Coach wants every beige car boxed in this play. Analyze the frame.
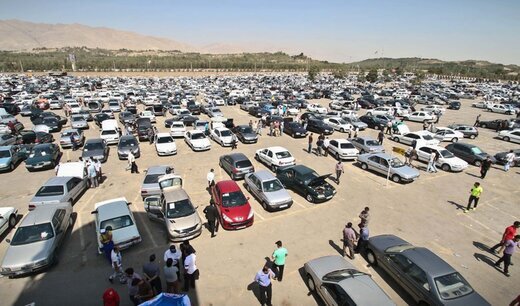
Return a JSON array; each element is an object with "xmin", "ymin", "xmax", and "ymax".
[{"xmin": 144, "ymin": 174, "xmax": 202, "ymax": 242}]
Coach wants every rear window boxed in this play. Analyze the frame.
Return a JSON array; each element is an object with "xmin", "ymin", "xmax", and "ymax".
[
  {"xmin": 235, "ymin": 160, "xmax": 252, "ymax": 168},
  {"xmin": 157, "ymin": 136, "xmax": 174, "ymax": 144},
  {"xmin": 435, "ymin": 273, "xmax": 474, "ymax": 300},
  {"xmin": 36, "ymin": 185, "xmax": 64, "ymax": 196},
  {"xmin": 100, "ymin": 215, "xmax": 134, "ymax": 231},
  {"xmin": 101, "ymin": 130, "xmax": 117, "ymax": 135},
  {"xmin": 144, "ymin": 174, "xmax": 162, "ymax": 184},
  {"xmin": 340, "ymin": 143, "xmax": 355, "ymax": 149},
  {"xmin": 275, "ymin": 151, "xmax": 292, "ymax": 159}
]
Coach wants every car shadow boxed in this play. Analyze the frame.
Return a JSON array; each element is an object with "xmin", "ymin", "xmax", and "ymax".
[
  {"xmin": 0, "ymin": 213, "xmax": 24, "ymax": 243},
  {"xmin": 447, "ymin": 200, "xmax": 466, "ymax": 211},
  {"xmin": 365, "ymin": 263, "xmax": 418, "ymax": 305},
  {"xmin": 328, "ymin": 239, "xmax": 343, "ymax": 256},
  {"xmin": 297, "ymin": 267, "xmax": 326, "ymax": 305},
  {"xmin": 473, "ymin": 252, "xmax": 498, "ymax": 269}
]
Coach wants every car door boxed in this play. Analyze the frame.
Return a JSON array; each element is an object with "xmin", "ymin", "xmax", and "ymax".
[
  {"xmin": 67, "ymin": 177, "xmax": 84, "ymax": 201},
  {"xmin": 402, "ymin": 262, "xmax": 434, "ymax": 304},
  {"xmin": 511, "ymin": 131, "xmax": 520, "ymax": 143},
  {"xmin": 329, "ymin": 140, "xmax": 338, "ymax": 155},
  {"xmin": 319, "ymin": 283, "xmax": 354, "ymax": 306},
  {"xmin": 144, "ymin": 196, "xmax": 165, "ymax": 222},
  {"xmin": 383, "ymin": 253, "xmax": 417, "ymax": 295},
  {"xmin": 266, "ymin": 149, "xmax": 275, "ymax": 166},
  {"xmin": 402, "ymin": 133, "xmax": 417, "ymax": 145},
  {"xmin": 366, "ymin": 156, "xmax": 381, "ymax": 172},
  {"xmin": 52, "ymin": 209, "xmax": 66, "ymax": 246},
  {"xmin": 223, "ymin": 156, "xmax": 233, "ymax": 174},
  {"xmin": 279, "ymin": 169, "xmax": 295, "ymax": 190},
  {"xmin": 417, "ymin": 147, "xmax": 431, "ymax": 162},
  {"xmin": 248, "ymin": 175, "xmax": 262, "ymax": 201}
]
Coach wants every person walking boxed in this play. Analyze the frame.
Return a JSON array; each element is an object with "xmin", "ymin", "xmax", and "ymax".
[
  {"xmin": 323, "ymin": 137, "xmax": 329, "ymax": 156},
  {"xmin": 142, "ymin": 254, "xmax": 162, "ymax": 295},
  {"xmin": 435, "ymin": 112, "xmax": 442, "ymax": 124},
  {"xmin": 307, "ymin": 133, "xmax": 313, "ymax": 153},
  {"xmin": 385, "ymin": 121, "xmax": 392, "ymax": 135},
  {"xmin": 95, "ymin": 158, "xmax": 102, "ymax": 183},
  {"xmin": 409, "ymin": 147, "xmax": 417, "ymax": 168},
  {"xmin": 256, "ymin": 120, "xmax": 263, "ymax": 135},
  {"xmin": 316, "ymin": 138, "xmax": 324, "ymax": 156},
  {"xmin": 280, "ymin": 120, "xmax": 284, "ymax": 136},
  {"xmin": 207, "ymin": 168, "xmax": 215, "ymax": 188},
  {"xmin": 377, "ymin": 130, "xmax": 384, "ymax": 145},
  {"xmin": 254, "ymin": 265, "xmax": 275, "ymax": 306},
  {"xmin": 183, "ymin": 246, "xmax": 198, "ymax": 292},
  {"xmin": 355, "ymin": 223, "xmax": 369, "ymax": 256},
  {"xmin": 490, "ymin": 221, "xmax": 520, "ymax": 254},
  {"xmin": 87, "ymin": 160, "xmax": 98, "ymax": 188},
  {"xmin": 404, "ymin": 147, "xmax": 412, "ymax": 165},
  {"xmin": 494, "ymin": 235, "xmax": 520, "ymax": 277},
  {"xmin": 128, "ymin": 151, "xmax": 139, "ymax": 174},
  {"xmin": 343, "ymin": 222, "xmax": 357, "ymax": 259},
  {"xmin": 465, "ymin": 182, "xmax": 483, "ymax": 212},
  {"xmin": 353, "ymin": 126, "xmax": 359, "ymax": 138},
  {"xmin": 427, "ymin": 151, "xmax": 438, "ymax": 173},
  {"xmin": 359, "ymin": 207, "xmax": 370, "ymax": 226},
  {"xmin": 505, "ymin": 150, "xmax": 515, "ymax": 172},
  {"xmin": 480, "ymin": 157, "xmax": 492, "ymax": 179},
  {"xmin": 231, "ymin": 136, "xmax": 238, "ymax": 150},
  {"xmin": 108, "ymin": 247, "xmax": 125, "ymax": 284},
  {"xmin": 474, "ymin": 114, "xmax": 481, "ymax": 127},
  {"xmin": 164, "ymin": 245, "xmax": 182, "ymax": 279},
  {"xmin": 203, "ymin": 199, "xmax": 220, "ymax": 237},
  {"xmin": 272, "ymin": 241, "xmax": 288, "ymax": 282},
  {"xmin": 249, "ymin": 120, "xmax": 253, "ymax": 128},
  {"xmin": 100, "ymin": 226, "xmax": 114, "ymax": 264},
  {"xmin": 335, "ymin": 161, "xmax": 344, "ymax": 184},
  {"xmin": 269, "ymin": 121, "xmax": 274, "ymax": 136},
  {"xmin": 163, "ymin": 258, "xmax": 179, "ymax": 294},
  {"xmin": 125, "ymin": 268, "xmax": 142, "ymax": 306}
]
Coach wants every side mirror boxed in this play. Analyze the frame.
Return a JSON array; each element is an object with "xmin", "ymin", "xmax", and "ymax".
[
  {"xmin": 127, "ymin": 202, "xmax": 132, "ymax": 205},
  {"xmin": 91, "ymin": 210, "xmax": 98, "ymax": 214},
  {"xmin": 5, "ymin": 239, "xmax": 10, "ymax": 244}
]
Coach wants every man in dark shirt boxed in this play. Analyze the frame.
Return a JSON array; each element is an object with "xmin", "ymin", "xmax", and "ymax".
[
  {"xmin": 142, "ymin": 254, "xmax": 161, "ymax": 295},
  {"xmin": 203, "ymin": 199, "xmax": 219, "ymax": 237},
  {"xmin": 133, "ymin": 278, "xmax": 153, "ymax": 303},
  {"xmin": 480, "ymin": 157, "xmax": 492, "ymax": 179}
]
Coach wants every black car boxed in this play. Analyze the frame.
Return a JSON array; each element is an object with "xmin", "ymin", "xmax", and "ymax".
[
  {"xmin": 300, "ymin": 112, "xmax": 323, "ymax": 122},
  {"xmin": 276, "ymin": 165, "xmax": 336, "ymax": 203},
  {"xmin": 448, "ymin": 101, "xmax": 461, "ymax": 110},
  {"xmin": 0, "ymin": 103, "xmax": 20, "ymax": 115},
  {"xmin": 232, "ymin": 125, "xmax": 258, "ymax": 143},
  {"xmin": 284, "ymin": 121, "xmax": 308, "ymax": 138},
  {"xmin": 306, "ymin": 119, "xmax": 334, "ymax": 135},
  {"xmin": 94, "ymin": 113, "xmax": 111, "ymax": 128},
  {"xmin": 187, "ymin": 102, "xmax": 201, "ymax": 115},
  {"xmin": 445, "ymin": 142, "xmax": 496, "ymax": 167},
  {"xmin": 125, "ymin": 105, "xmax": 137, "ymax": 115},
  {"xmin": 494, "ymin": 149, "xmax": 520, "ymax": 167},
  {"xmin": 149, "ymin": 104, "xmax": 166, "ymax": 116},
  {"xmin": 248, "ymin": 106, "xmax": 263, "ymax": 118},
  {"xmin": 38, "ymin": 117, "xmax": 62, "ymax": 133},
  {"xmin": 359, "ymin": 115, "xmax": 386, "ymax": 130},
  {"xmin": 173, "ymin": 114, "xmax": 199, "ymax": 126},
  {"xmin": 24, "ymin": 143, "xmax": 61, "ymax": 171},
  {"xmin": 119, "ymin": 111, "xmax": 136, "ymax": 125},
  {"xmin": 265, "ymin": 115, "xmax": 284, "ymax": 126},
  {"xmin": 357, "ymin": 99, "xmax": 375, "ymax": 109},
  {"xmin": 136, "ymin": 118, "xmax": 152, "ymax": 141},
  {"xmin": 477, "ymin": 119, "xmax": 509, "ymax": 130}
]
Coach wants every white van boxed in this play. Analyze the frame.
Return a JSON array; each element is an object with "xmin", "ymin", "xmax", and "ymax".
[
  {"xmin": 100, "ymin": 120, "xmax": 120, "ymax": 145},
  {"xmin": 57, "ymin": 161, "xmax": 87, "ymax": 180}
]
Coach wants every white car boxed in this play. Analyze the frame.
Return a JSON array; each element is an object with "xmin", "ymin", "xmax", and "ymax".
[
  {"xmin": 472, "ymin": 101, "xmax": 491, "ymax": 109},
  {"xmin": 416, "ymin": 145, "xmax": 468, "ymax": 172},
  {"xmin": 207, "ymin": 107, "xmax": 224, "ymax": 118},
  {"xmin": 420, "ymin": 105, "xmax": 446, "ymax": 114},
  {"xmin": 155, "ymin": 133, "xmax": 177, "ymax": 156},
  {"xmin": 323, "ymin": 117, "xmax": 353, "ymax": 133},
  {"xmin": 286, "ymin": 105, "xmax": 299, "ymax": 116},
  {"xmin": 255, "ymin": 146, "xmax": 295, "ymax": 171},
  {"xmin": 366, "ymin": 107, "xmax": 393, "ymax": 117},
  {"xmin": 497, "ymin": 129, "xmax": 520, "ymax": 144},
  {"xmin": 329, "ymin": 100, "xmax": 344, "ymax": 111},
  {"xmin": 0, "ymin": 207, "xmax": 18, "ymax": 235},
  {"xmin": 392, "ymin": 131, "xmax": 440, "ymax": 146},
  {"xmin": 92, "ymin": 197, "xmax": 142, "ymax": 254},
  {"xmin": 49, "ymin": 99, "xmax": 62, "ymax": 109},
  {"xmin": 487, "ymin": 104, "xmax": 516, "ymax": 115},
  {"xmin": 433, "ymin": 127, "xmax": 464, "ymax": 142},
  {"xmin": 184, "ymin": 130, "xmax": 211, "ymax": 151},
  {"xmin": 139, "ymin": 110, "xmax": 156, "ymax": 123},
  {"xmin": 169, "ymin": 121, "xmax": 186, "ymax": 137},
  {"xmin": 327, "ymin": 139, "xmax": 359, "ymax": 160},
  {"xmin": 210, "ymin": 127, "xmax": 235, "ymax": 147},
  {"xmin": 214, "ymin": 98, "xmax": 225, "ymax": 106},
  {"xmin": 143, "ymin": 97, "xmax": 157, "ymax": 106},
  {"xmin": 403, "ymin": 111, "xmax": 436, "ymax": 123},
  {"xmin": 67, "ymin": 102, "xmax": 82, "ymax": 114},
  {"xmin": 307, "ymin": 103, "xmax": 327, "ymax": 114},
  {"xmin": 70, "ymin": 114, "xmax": 88, "ymax": 129}
]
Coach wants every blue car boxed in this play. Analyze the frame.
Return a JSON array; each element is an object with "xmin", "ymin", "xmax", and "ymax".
[{"xmin": 0, "ymin": 145, "xmax": 25, "ymax": 172}]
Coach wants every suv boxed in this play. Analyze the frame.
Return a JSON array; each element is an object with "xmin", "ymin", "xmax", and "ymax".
[
  {"xmin": 144, "ymin": 174, "xmax": 202, "ymax": 242},
  {"xmin": 445, "ymin": 142, "xmax": 496, "ymax": 167}
]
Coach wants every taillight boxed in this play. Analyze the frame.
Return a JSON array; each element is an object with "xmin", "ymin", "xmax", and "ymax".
[
  {"xmin": 233, "ymin": 168, "xmax": 238, "ymax": 173},
  {"xmin": 28, "ymin": 205, "xmax": 35, "ymax": 211}
]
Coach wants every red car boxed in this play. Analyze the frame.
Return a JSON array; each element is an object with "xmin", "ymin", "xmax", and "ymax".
[{"xmin": 211, "ymin": 180, "xmax": 254, "ymax": 230}]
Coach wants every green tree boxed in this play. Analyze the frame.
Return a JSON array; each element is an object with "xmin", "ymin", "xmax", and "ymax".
[
  {"xmin": 332, "ymin": 68, "xmax": 346, "ymax": 79},
  {"xmin": 357, "ymin": 69, "xmax": 366, "ymax": 82},
  {"xmin": 308, "ymin": 65, "xmax": 321, "ymax": 81},
  {"xmin": 366, "ymin": 69, "xmax": 378, "ymax": 83},
  {"xmin": 395, "ymin": 66, "xmax": 403, "ymax": 76}
]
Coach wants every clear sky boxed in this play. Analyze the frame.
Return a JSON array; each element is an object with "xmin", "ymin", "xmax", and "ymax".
[{"xmin": 0, "ymin": 0, "xmax": 519, "ymax": 64}]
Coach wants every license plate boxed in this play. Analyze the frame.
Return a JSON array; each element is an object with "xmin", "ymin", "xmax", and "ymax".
[
  {"xmin": 326, "ymin": 196, "xmax": 333, "ymax": 199},
  {"xmin": 236, "ymin": 225, "xmax": 246, "ymax": 229},
  {"xmin": 279, "ymin": 204, "xmax": 288, "ymax": 208}
]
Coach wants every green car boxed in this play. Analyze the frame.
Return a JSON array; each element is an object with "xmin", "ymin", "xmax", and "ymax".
[
  {"xmin": 276, "ymin": 165, "xmax": 336, "ymax": 203},
  {"xmin": 25, "ymin": 143, "xmax": 61, "ymax": 172}
]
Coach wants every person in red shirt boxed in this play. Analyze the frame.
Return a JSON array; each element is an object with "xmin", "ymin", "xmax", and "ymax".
[
  {"xmin": 491, "ymin": 221, "xmax": 520, "ymax": 254},
  {"xmin": 102, "ymin": 287, "xmax": 120, "ymax": 306}
]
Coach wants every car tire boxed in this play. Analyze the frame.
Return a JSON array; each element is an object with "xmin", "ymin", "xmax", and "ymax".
[
  {"xmin": 504, "ymin": 137, "xmax": 510, "ymax": 142},
  {"xmin": 262, "ymin": 201, "xmax": 269, "ymax": 212},
  {"xmin": 441, "ymin": 164, "xmax": 450, "ymax": 172},
  {"xmin": 451, "ymin": 137, "xmax": 458, "ymax": 143},
  {"xmin": 360, "ymin": 163, "xmax": 368, "ymax": 170},
  {"xmin": 393, "ymin": 136, "xmax": 400, "ymax": 142},
  {"xmin": 366, "ymin": 249, "xmax": 378, "ymax": 266},
  {"xmin": 306, "ymin": 274, "xmax": 316, "ymax": 292},
  {"xmin": 292, "ymin": 132, "xmax": 295, "ymax": 138},
  {"xmin": 8, "ymin": 214, "xmax": 16, "ymax": 228},
  {"xmin": 306, "ymin": 194, "xmax": 314, "ymax": 203},
  {"xmin": 271, "ymin": 164, "xmax": 277, "ymax": 172},
  {"xmin": 335, "ymin": 152, "xmax": 340, "ymax": 160},
  {"xmin": 340, "ymin": 128, "xmax": 345, "ymax": 133},
  {"xmin": 8, "ymin": 163, "xmax": 14, "ymax": 172},
  {"xmin": 254, "ymin": 154, "xmax": 259, "ymax": 161},
  {"xmin": 392, "ymin": 174, "xmax": 401, "ymax": 183},
  {"xmin": 469, "ymin": 134, "xmax": 476, "ymax": 139},
  {"xmin": 474, "ymin": 160, "xmax": 482, "ymax": 167}
]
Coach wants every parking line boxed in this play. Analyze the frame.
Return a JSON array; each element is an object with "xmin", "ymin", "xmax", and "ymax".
[
  {"xmin": 253, "ymin": 209, "xmax": 265, "ymax": 220},
  {"xmin": 75, "ymin": 213, "xmax": 88, "ymax": 263},
  {"xmin": 80, "ymin": 187, "xmax": 102, "ymax": 212},
  {"xmin": 293, "ymin": 200, "xmax": 306, "ymax": 209},
  {"xmin": 135, "ymin": 211, "xmax": 159, "ymax": 248}
]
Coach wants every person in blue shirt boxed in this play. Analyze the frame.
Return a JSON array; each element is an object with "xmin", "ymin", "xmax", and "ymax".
[{"xmin": 254, "ymin": 265, "xmax": 275, "ymax": 306}]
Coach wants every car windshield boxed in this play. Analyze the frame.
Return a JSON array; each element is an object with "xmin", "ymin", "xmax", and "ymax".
[
  {"xmin": 120, "ymin": 138, "xmax": 137, "ymax": 147},
  {"xmin": 30, "ymin": 147, "xmax": 53, "ymax": 157},
  {"xmin": 422, "ymin": 134, "xmax": 434, "ymax": 140},
  {"xmin": 0, "ymin": 149, "xmax": 11, "ymax": 158},
  {"xmin": 366, "ymin": 140, "xmax": 380, "ymax": 146},
  {"xmin": 435, "ymin": 273, "xmax": 474, "ymax": 300},
  {"xmin": 100, "ymin": 215, "xmax": 134, "ymax": 231},
  {"xmin": 166, "ymin": 199, "xmax": 195, "ymax": 218},
  {"xmin": 157, "ymin": 136, "xmax": 174, "ymax": 144},
  {"xmin": 262, "ymin": 179, "xmax": 283, "ymax": 192},
  {"xmin": 219, "ymin": 130, "xmax": 232, "ymax": 137},
  {"xmin": 222, "ymin": 191, "xmax": 247, "ymax": 207},
  {"xmin": 42, "ymin": 118, "xmax": 57, "ymax": 124},
  {"xmin": 35, "ymin": 185, "xmax": 64, "ymax": 196},
  {"xmin": 11, "ymin": 223, "xmax": 54, "ymax": 246},
  {"xmin": 390, "ymin": 157, "xmax": 405, "ymax": 168},
  {"xmin": 340, "ymin": 143, "xmax": 355, "ymax": 149},
  {"xmin": 71, "ymin": 116, "xmax": 83, "ymax": 122},
  {"xmin": 101, "ymin": 130, "xmax": 117, "ymax": 135},
  {"xmin": 192, "ymin": 133, "xmax": 206, "ymax": 140},
  {"xmin": 470, "ymin": 147, "xmax": 483, "ymax": 155},
  {"xmin": 144, "ymin": 174, "xmax": 162, "ymax": 184},
  {"xmin": 275, "ymin": 151, "xmax": 292, "ymax": 159},
  {"xmin": 84, "ymin": 142, "xmax": 104, "ymax": 151},
  {"xmin": 323, "ymin": 269, "xmax": 368, "ymax": 281},
  {"xmin": 240, "ymin": 126, "xmax": 254, "ymax": 133},
  {"xmin": 440, "ymin": 149, "xmax": 455, "ymax": 158}
]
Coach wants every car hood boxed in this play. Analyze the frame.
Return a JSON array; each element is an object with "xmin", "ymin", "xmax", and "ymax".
[
  {"xmin": 118, "ymin": 145, "xmax": 139, "ymax": 152},
  {"xmin": 2, "ymin": 239, "xmax": 54, "ymax": 269},
  {"xmin": 156, "ymin": 143, "xmax": 176, "ymax": 150},
  {"xmin": 82, "ymin": 148, "xmax": 105, "ymax": 158},
  {"xmin": 291, "ymin": 127, "xmax": 307, "ymax": 133},
  {"xmin": 264, "ymin": 189, "xmax": 292, "ymax": 203},
  {"xmin": 167, "ymin": 212, "xmax": 201, "ymax": 232},
  {"xmin": 242, "ymin": 132, "xmax": 258, "ymax": 139},
  {"xmin": 308, "ymin": 174, "xmax": 332, "ymax": 186},
  {"xmin": 393, "ymin": 165, "xmax": 421, "ymax": 178},
  {"xmin": 221, "ymin": 203, "xmax": 251, "ymax": 221},
  {"xmin": 0, "ymin": 157, "xmax": 12, "ymax": 165},
  {"xmin": 190, "ymin": 139, "xmax": 211, "ymax": 146}
]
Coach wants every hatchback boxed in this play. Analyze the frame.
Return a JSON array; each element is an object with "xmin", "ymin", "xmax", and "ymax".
[
  {"xmin": 211, "ymin": 180, "xmax": 253, "ymax": 230},
  {"xmin": 244, "ymin": 170, "xmax": 292, "ymax": 211},
  {"xmin": 219, "ymin": 153, "xmax": 254, "ymax": 180}
]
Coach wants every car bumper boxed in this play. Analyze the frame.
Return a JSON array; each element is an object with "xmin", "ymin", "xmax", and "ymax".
[
  {"xmin": 157, "ymin": 149, "xmax": 177, "ymax": 156},
  {"xmin": 1, "ymin": 262, "xmax": 51, "ymax": 277},
  {"xmin": 221, "ymin": 217, "xmax": 254, "ymax": 230},
  {"xmin": 191, "ymin": 146, "xmax": 210, "ymax": 151},
  {"xmin": 114, "ymin": 237, "xmax": 142, "ymax": 252},
  {"xmin": 241, "ymin": 138, "xmax": 258, "ymax": 143},
  {"xmin": 168, "ymin": 227, "xmax": 202, "ymax": 242},
  {"xmin": 313, "ymin": 193, "xmax": 336, "ymax": 203},
  {"xmin": 268, "ymin": 200, "xmax": 293, "ymax": 210}
]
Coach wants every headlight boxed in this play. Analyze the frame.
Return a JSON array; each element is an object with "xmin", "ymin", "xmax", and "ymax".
[
  {"xmin": 42, "ymin": 161, "xmax": 51, "ymax": 165},
  {"xmin": 317, "ymin": 194, "xmax": 325, "ymax": 199},
  {"xmin": 2, "ymin": 267, "xmax": 11, "ymax": 272},
  {"xmin": 33, "ymin": 259, "xmax": 48, "ymax": 267},
  {"xmin": 0, "ymin": 163, "xmax": 7, "ymax": 167},
  {"xmin": 222, "ymin": 214, "xmax": 233, "ymax": 222},
  {"xmin": 247, "ymin": 209, "xmax": 254, "ymax": 219}
]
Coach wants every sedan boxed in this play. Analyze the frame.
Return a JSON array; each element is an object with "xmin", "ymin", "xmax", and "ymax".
[
  {"xmin": 29, "ymin": 176, "xmax": 88, "ymax": 210},
  {"xmin": 497, "ymin": 129, "xmax": 520, "ymax": 144},
  {"xmin": 70, "ymin": 114, "xmax": 88, "ymax": 130},
  {"xmin": 392, "ymin": 131, "xmax": 440, "ymax": 147},
  {"xmin": 350, "ymin": 137, "xmax": 385, "ymax": 154},
  {"xmin": 184, "ymin": 130, "xmax": 211, "ymax": 151},
  {"xmin": 118, "ymin": 111, "xmax": 136, "ymax": 125},
  {"xmin": 255, "ymin": 146, "xmax": 295, "ymax": 172},
  {"xmin": 277, "ymin": 165, "xmax": 336, "ymax": 203},
  {"xmin": 219, "ymin": 153, "xmax": 254, "ymax": 180},
  {"xmin": 304, "ymin": 255, "xmax": 395, "ymax": 306},
  {"xmin": 171, "ymin": 115, "xmax": 199, "ymax": 127},
  {"xmin": 25, "ymin": 143, "xmax": 61, "ymax": 172},
  {"xmin": 327, "ymin": 139, "xmax": 359, "ymax": 160},
  {"xmin": 59, "ymin": 129, "xmax": 85, "ymax": 149},
  {"xmin": 139, "ymin": 110, "xmax": 156, "ymax": 123},
  {"xmin": 323, "ymin": 117, "xmax": 353, "ymax": 133},
  {"xmin": 210, "ymin": 127, "xmax": 235, "ymax": 147},
  {"xmin": 283, "ymin": 121, "xmax": 307, "ymax": 138},
  {"xmin": 447, "ymin": 124, "xmax": 478, "ymax": 139},
  {"xmin": 82, "ymin": 138, "xmax": 109, "ymax": 163},
  {"xmin": 306, "ymin": 119, "xmax": 334, "ymax": 135},
  {"xmin": 232, "ymin": 125, "xmax": 258, "ymax": 144},
  {"xmin": 358, "ymin": 153, "xmax": 420, "ymax": 183},
  {"xmin": 366, "ymin": 234, "xmax": 490, "ymax": 306},
  {"xmin": 92, "ymin": 197, "xmax": 142, "ymax": 253},
  {"xmin": 358, "ymin": 115, "xmax": 386, "ymax": 130},
  {"xmin": 416, "ymin": 145, "xmax": 468, "ymax": 172},
  {"xmin": 433, "ymin": 127, "xmax": 464, "ymax": 143},
  {"xmin": 94, "ymin": 113, "xmax": 111, "ymax": 128},
  {"xmin": 169, "ymin": 121, "xmax": 186, "ymax": 137},
  {"xmin": 207, "ymin": 107, "xmax": 224, "ymax": 118},
  {"xmin": 0, "ymin": 145, "xmax": 24, "ymax": 172},
  {"xmin": 0, "ymin": 134, "xmax": 17, "ymax": 146},
  {"xmin": 244, "ymin": 170, "xmax": 292, "ymax": 211},
  {"xmin": 403, "ymin": 111, "xmax": 437, "ymax": 123},
  {"xmin": 117, "ymin": 135, "xmax": 140, "ymax": 159}
]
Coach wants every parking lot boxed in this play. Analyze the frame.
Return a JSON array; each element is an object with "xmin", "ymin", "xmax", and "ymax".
[{"xmin": 0, "ymin": 91, "xmax": 519, "ymax": 306}]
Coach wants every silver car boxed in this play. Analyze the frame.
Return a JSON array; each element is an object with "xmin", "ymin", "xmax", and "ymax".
[
  {"xmin": 70, "ymin": 114, "xmax": 88, "ymax": 130},
  {"xmin": 59, "ymin": 129, "xmax": 85, "ymax": 149},
  {"xmin": 1, "ymin": 203, "xmax": 72, "ymax": 277},
  {"xmin": 304, "ymin": 255, "xmax": 395, "ymax": 306},
  {"xmin": 117, "ymin": 135, "xmax": 140, "ymax": 159},
  {"xmin": 358, "ymin": 153, "xmax": 420, "ymax": 183},
  {"xmin": 140, "ymin": 165, "xmax": 173, "ymax": 200},
  {"xmin": 244, "ymin": 170, "xmax": 292, "ymax": 211},
  {"xmin": 29, "ymin": 176, "xmax": 88, "ymax": 210},
  {"xmin": 349, "ymin": 136, "xmax": 385, "ymax": 154}
]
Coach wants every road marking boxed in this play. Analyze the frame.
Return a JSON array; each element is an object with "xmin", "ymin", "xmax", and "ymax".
[
  {"xmin": 293, "ymin": 200, "xmax": 306, "ymax": 208},
  {"xmin": 253, "ymin": 209, "xmax": 265, "ymax": 220},
  {"xmin": 485, "ymin": 202, "xmax": 519, "ymax": 219},
  {"xmin": 75, "ymin": 213, "xmax": 88, "ymax": 263},
  {"xmin": 255, "ymin": 202, "xmax": 328, "ymax": 224},
  {"xmin": 81, "ymin": 187, "xmax": 102, "ymax": 212}
]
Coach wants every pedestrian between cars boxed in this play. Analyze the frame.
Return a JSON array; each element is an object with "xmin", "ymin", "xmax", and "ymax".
[
  {"xmin": 494, "ymin": 235, "xmax": 520, "ymax": 277},
  {"xmin": 108, "ymin": 247, "xmax": 125, "ymax": 284},
  {"xmin": 427, "ymin": 151, "xmax": 438, "ymax": 173},
  {"xmin": 203, "ymin": 199, "xmax": 219, "ymax": 237},
  {"xmin": 125, "ymin": 268, "xmax": 143, "ymax": 306},
  {"xmin": 307, "ymin": 133, "xmax": 313, "ymax": 153},
  {"xmin": 100, "ymin": 226, "xmax": 114, "ymax": 263},
  {"xmin": 316, "ymin": 138, "xmax": 324, "ymax": 156},
  {"xmin": 254, "ymin": 265, "xmax": 275, "ymax": 306},
  {"xmin": 377, "ymin": 130, "xmax": 384, "ymax": 145},
  {"xmin": 323, "ymin": 137, "xmax": 329, "ymax": 157},
  {"xmin": 142, "ymin": 254, "xmax": 162, "ymax": 295},
  {"xmin": 465, "ymin": 182, "xmax": 483, "ymax": 213},
  {"xmin": 207, "ymin": 168, "xmax": 215, "ymax": 188},
  {"xmin": 355, "ymin": 223, "xmax": 369, "ymax": 256},
  {"xmin": 163, "ymin": 258, "xmax": 180, "ymax": 294},
  {"xmin": 480, "ymin": 157, "xmax": 492, "ymax": 179},
  {"xmin": 231, "ymin": 136, "xmax": 238, "ymax": 150},
  {"xmin": 183, "ymin": 246, "xmax": 198, "ymax": 292},
  {"xmin": 474, "ymin": 114, "xmax": 481, "ymax": 127},
  {"xmin": 505, "ymin": 150, "xmax": 515, "ymax": 172},
  {"xmin": 164, "ymin": 245, "xmax": 181, "ymax": 279},
  {"xmin": 359, "ymin": 207, "xmax": 370, "ymax": 226},
  {"xmin": 335, "ymin": 161, "xmax": 344, "ymax": 184},
  {"xmin": 95, "ymin": 158, "xmax": 102, "ymax": 181},
  {"xmin": 256, "ymin": 120, "xmax": 263, "ymax": 135},
  {"xmin": 127, "ymin": 151, "xmax": 139, "ymax": 174},
  {"xmin": 490, "ymin": 221, "xmax": 520, "ymax": 255},
  {"xmin": 385, "ymin": 121, "xmax": 392, "ymax": 135},
  {"xmin": 272, "ymin": 241, "xmax": 288, "ymax": 282},
  {"xmin": 343, "ymin": 222, "xmax": 357, "ymax": 259},
  {"xmin": 88, "ymin": 160, "xmax": 98, "ymax": 188}
]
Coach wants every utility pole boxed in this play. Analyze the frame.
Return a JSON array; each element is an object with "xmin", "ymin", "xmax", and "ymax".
[{"xmin": 19, "ymin": 60, "xmax": 24, "ymax": 73}]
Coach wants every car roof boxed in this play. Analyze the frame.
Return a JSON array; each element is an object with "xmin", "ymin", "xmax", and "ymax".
[
  {"xmin": 163, "ymin": 188, "xmax": 189, "ymax": 203},
  {"xmin": 285, "ymin": 164, "xmax": 314, "ymax": 174},
  {"xmin": 402, "ymin": 247, "xmax": 456, "ymax": 277},
  {"xmin": 216, "ymin": 180, "xmax": 241, "ymax": 192},
  {"xmin": 264, "ymin": 146, "xmax": 288, "ymax": 153},
  {"xmin": 215, "ymin": 127, "xmax": 230, "ymax": 132},
  {"xmin": 146, "ymin": 165, "xmax": 170, "ymax": 175},
  {"xmin": 156, "ymin": 132, "xmax": 172, "ymax": 138},
  {"xmin": 94, "ymin": 197, "xmax": 129, "ymax": 213},
  {"xmin": 222, "ymin": 153, "xmax": 249, "ymax": 162},
  {"xmin": 252, "ymin": 170, "xmax": 276, "ymax": 181},
  {"xmin": 452, "ymin": 142, "xmax": 476, "ymax": 148},
  {"xmin": 20, "ymin": 205, "xmax": 65, "ymax": 226},
  {"xmin": 366, "ymin": 152, "xmax": 393, "ymax": 159}
]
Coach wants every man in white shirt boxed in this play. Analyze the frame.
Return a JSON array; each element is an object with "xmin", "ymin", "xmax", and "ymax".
[
  {"xmin": 183, "ymin": 247, "xmax": 197, "ymax": 291},
  {"xmin": 207, "ymin": 168, "xmax": 215, "ymax": 188},
  {"xmin": 108, "ymin": 247, "xmax": 125, "ymax": 284},
  {"xmin": 164, "ymin": 245, "xmax": 181, "ymax": 278},
  {"xmin": 505, "ymin": 150, "xmax": 515, "ymax": 172},
  {"xmin": 128, "ymin": 151, "xmax": 139, "ymax": 174}
]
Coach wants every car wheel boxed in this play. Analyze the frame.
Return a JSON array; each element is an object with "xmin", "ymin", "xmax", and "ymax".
[
  {"xmin": 262, "ymin": 201, "xmax": 269, "ymax": 212},
  {"xmin": 340, "ymin": 128, "xmax": 345, "ymax": 133},
  {"xmin": 306, "ymin": 274, "xmax": 316, "ymax": 291},
  {"xmin": 335, "ymin": 152, "xmax": 340, "ymax": 160},
  {"xmin": 271, "ymin": 164, "xmax": 277, "ymax": 172},
  {"xmin": 481, "ymin": 124, "xmax": 487, "ymax": 128},
  {"xmin": 441, "ymin": 164, "xmax": 450, "ymax": 172},
  {"xmin": 469, "ymin": 134, "xmax": 476, "ymax": 139},
  {"xmin": 504, "ymin": 136, "xmax": 510, "ymax": 142},
  {"xmin": 392, "ymin": 174, "xmax": 401, "ymax": 183},
  {"xmin": 366, "ymin": 249, "xmax": 378, "ymax": 266},
  {"xmin": 474, "ymin": 160, "xmax": 482, "ymax": 167},
  {"xmin": 292, "ymin": 132, "xmax": 296, "ymax": 138},
  {"xmin": 451, "ymin": 137, "xmax": 458, "ymax": 143},
  {"xmin": 9, "ymin": 163, "xmax": 14, "ymax": 171},
  {"xmin": 8, "ymin": 214, "xmax": 16, "ymax": 228},
  {"xmin": 254, "ymin": 154, "xmax": 259, "ymax": 161},
  {"xmin": 360, "ymin": 163, "xmax": 368, "ymax": 170},
  {"xmin": 393, "ymin": 136, "xmax": 400, "ymax": 142},
  {"xmin": 306, "ymin": 194, "xmax": 314, "ymax": 203}
]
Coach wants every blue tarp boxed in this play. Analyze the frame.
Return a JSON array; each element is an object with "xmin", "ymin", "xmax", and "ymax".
[{"xmin": 139, "ymin": 293, "xmax": 191, "ymax": 306}]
